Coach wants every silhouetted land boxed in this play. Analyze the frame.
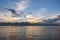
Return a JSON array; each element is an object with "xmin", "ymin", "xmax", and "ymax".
[{"xmin": 0, "ymin": 22, "xmax": 60, "ymax": 26}]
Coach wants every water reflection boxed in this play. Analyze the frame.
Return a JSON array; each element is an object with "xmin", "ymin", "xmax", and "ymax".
[
  {"xmin": 0, "ymin": 26, "xmax": 60, "ymax": 40},
  {"xmin": 26, "ymin": 26, "xmax": 44, "ymax": 38}
]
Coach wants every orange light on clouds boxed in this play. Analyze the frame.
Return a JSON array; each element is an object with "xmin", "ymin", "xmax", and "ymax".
[
  {"xmin": 27, "ymin": 18, "xmax": 43, "ymax": 23},
  {"xmin": 0, "ymin": 16, "xmax": 19, "ymax": 22},
  {"xmin": 4, "ymin": 17, "xmax": 18, "ymax": 22},
  {"xmin": 51, "ymin": 15, "xmax": 60, "ymax": 19}
]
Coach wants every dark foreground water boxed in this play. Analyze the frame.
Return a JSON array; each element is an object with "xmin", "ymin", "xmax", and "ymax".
[{"xmin": 0, "ymin": 26, "xmax": 60, "ymax": 40}]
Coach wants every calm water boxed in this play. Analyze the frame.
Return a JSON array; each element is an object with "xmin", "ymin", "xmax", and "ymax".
[{"xmin": 0, "ymin": 26, "xmax": 60, "ymax": 40}]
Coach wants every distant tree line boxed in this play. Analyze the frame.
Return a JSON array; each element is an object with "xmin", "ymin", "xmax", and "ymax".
[{"xmin": 0, "ymin": 22, "xmax": 60, "ymax": 26}]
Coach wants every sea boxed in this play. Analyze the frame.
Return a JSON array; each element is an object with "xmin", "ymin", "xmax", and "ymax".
[{"xmin": 0, "ymin": 26, "xmax": 60, "ymax": 40}]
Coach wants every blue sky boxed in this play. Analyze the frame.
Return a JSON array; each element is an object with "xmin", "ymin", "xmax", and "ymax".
[{"xmin": 0, "ymin": 0, "xmax": 60, "ymax": 22}]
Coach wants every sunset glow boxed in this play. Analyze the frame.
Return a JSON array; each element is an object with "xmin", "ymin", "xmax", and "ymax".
[{"xmin": 0, "ymin": 0, "xmax": 60, "ymax": 23}]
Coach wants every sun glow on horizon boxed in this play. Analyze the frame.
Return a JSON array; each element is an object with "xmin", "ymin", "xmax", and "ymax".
[{"xmin": 26, "ymin": 18, "xmax": 44, "ymax": 23}]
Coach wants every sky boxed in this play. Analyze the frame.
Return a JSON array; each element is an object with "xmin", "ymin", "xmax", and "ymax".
[{"xmin": 0, "ymin": 0, "xmax": 60, "ymax": 23}]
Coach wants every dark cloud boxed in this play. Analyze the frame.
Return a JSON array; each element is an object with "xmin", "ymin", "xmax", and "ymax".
[
  {"xmin": 5, "ymin": 8, "xmax": 20, "ymax": 17},
  {"xmin": 45, "ymin": 15, "xmax": 60, "ymax": 24},
  {"xmin": 1, "ymin": 8, "xmax": 33, "ymax": 18}
]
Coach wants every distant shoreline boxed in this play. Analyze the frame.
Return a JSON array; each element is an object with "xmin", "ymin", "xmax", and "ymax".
[
  {"xmin": 0, "ymin": 22, "xmax": 60, "ymax": 26},
  {"xmin": 0, "ymin": 25, "xmax": 60, "ymax": 26}
]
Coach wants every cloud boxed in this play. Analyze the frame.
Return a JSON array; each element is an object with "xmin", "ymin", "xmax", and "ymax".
[
  {"xmin": 4, "ymin": 0, "xmax": 30, "ymax": 17},
  {"xmin": 0, "ymin": 10, "xmax": 12, "ymax": 17},
  {"xmin": 19, "ymin": 10, "xmax": 46, "ymax": 23},
  {"xmin": 37, "ymin": 8, "xmax": 47, "ymax": 15},
  {"xmin": 23, "ymin": 13, "xmax": 45, "ymax": 23},
  {"xmin": 0, "ymin": 0, "xmax": 30, "ymax": 22},
  {"xmin": 23, "ymin": 12, "xmax": 33, "ymax": 18},
  {"xmin": 45, "ymin": 15, "xmax": 60, "ymax": 23},
  {"xmin": 15, "ymin": 0, "xmax": 29, "ymax": 12},
  {"xmin": 25, "ymin": 14, "xmax": 33, "ymax": 18},
  {"xmin": 0, "ymin": 18, "xmax": 19, "ymax": 22},
  {"xmin": 26, "ymin": 17, "xmax": 44, "ymax": 23},
  {"xmin": 0, "ymin": 14, "xmax": 19, "ymax": 22},
  {"xmin": 51, "ymin": 14, "xmax": 60, "ymax": 19},
  {"xmin": 1, "ymin": 0, "xmax": 45, "ymax": 23},
  {"xmin": 5, "ymin": 8, "xmax": 20, "ymax": 17},
  {"xmin": 0, "ymin": 0, "xmax": 30, "ymax": 16},
  {"xmin": 36, "ymin": 8, "xmax": 47, "ymax": 19}
]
